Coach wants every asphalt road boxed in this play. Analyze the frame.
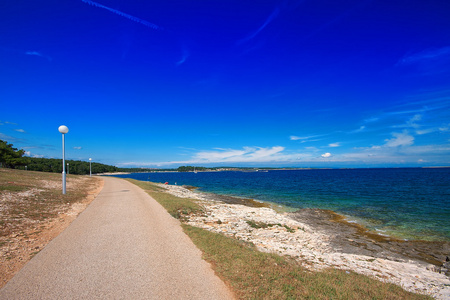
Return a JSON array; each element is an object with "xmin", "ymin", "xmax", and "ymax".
[{"xmin": 0, "ymin": 177, "xmax": 234, "ymax": 299}]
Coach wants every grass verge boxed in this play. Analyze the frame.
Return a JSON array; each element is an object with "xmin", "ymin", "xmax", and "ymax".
[
  {"xmin": 128, "ymin": 179, "xmax": 431, "ymax": 300},
  {"xmin": 125, "ymin": 179, "xmax": 203, "ymax": 219}
]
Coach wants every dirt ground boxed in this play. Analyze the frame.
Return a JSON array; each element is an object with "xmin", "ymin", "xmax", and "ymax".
[{"xmin": 0, "ymin": 170, "xmax": 104, "ymax": 288}]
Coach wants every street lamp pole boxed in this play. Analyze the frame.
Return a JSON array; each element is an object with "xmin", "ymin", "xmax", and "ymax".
[
  {"xmin": 89, "ymin": 158, "xmax": 92, "ymax": 177},
  {"xmin": 58, "ymin": 125, "xmax": 69, "ymax": 194},
  {"xmin": 67, "ymin": 163, "xmax": 69, "ymax": 175}
]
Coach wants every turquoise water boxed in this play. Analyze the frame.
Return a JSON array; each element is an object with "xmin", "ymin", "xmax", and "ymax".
[{"xmin": 112, "ymin": 168, "xmax": 450, "ymax": 241}]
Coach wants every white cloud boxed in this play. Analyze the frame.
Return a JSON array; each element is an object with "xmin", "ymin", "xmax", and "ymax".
[
  {"xmin": 14, "ymin": 129, "xmax": 25, "ymax": 133},
  {"xmin": 321, "ymin": 152, "xmax": 332, "ymax": 158},
  {"xmin": 398, "ymin": 46, "xmax": 450, "ymax": 65},
  {"xmin": 290, "ymin": 134, "xmax": 325, "ymax": 142},
  {"xmin": 24, "ymin": 151, "xmax": 44, "ymax": 158},
  {"xmin": 25, "ymin": 51, "xmax": 52, "ymax": 61},
  {"xmin": 290, "ymin": 136, "xmax": 304, "ymax": 141},
  {"xmin": 73, "ymin": 146, "xmax": 82, "ymax": 150},
  {"xmin": 328, "ymin": 142, "xmax": 340, "ymax": 147},
  {"xmin": 392, "ymin": 114, "xmax": 423, "ymax": 130},
  {"xmin": 406, "ymin": 114, "xmax": 422, "ymax": 128},
  {"xmin": 194, "ymin": 146, "xmax": 286, "ymax": 163},
  {"xmin": 384, "ymin": 131, "xmax": 414, "ymax": 147},
  {"xmin": 351, "ymin": 125, "xmax": 365, "ymax": 133},
  {"xmin": 416, "ymin": 128, "xmax": 435, "ymax": 135}
]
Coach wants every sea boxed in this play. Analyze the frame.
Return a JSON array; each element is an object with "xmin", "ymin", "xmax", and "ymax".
[{"xmin": 110, "ymin": 168, "xmax": 450, "ymax": 242}]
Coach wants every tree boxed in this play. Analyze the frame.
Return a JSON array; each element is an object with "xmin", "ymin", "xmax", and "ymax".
[{"xmin": 0, "ymin": 139, "xmax": 27, "ymax": 169}]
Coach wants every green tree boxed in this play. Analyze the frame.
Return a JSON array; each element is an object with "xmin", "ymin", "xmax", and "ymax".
[{"xmin": 0, "ymin": 139, "xmax": 27, "ymax": 169}]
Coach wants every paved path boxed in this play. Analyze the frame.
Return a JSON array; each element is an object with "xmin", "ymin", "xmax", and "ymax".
[{"xmin": 0, "ymin": 177, "xmax": 234, "ymax": 299}]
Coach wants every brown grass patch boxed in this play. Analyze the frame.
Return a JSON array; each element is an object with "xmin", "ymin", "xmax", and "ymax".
[{"xmin": 0, "ymin": 169, "xmax": 103, "ymax": 287}]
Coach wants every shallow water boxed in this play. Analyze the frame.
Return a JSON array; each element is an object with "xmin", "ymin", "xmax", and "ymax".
[{"xmin": 111, "ymin": 168, "xmax": 450, "ymax": 241}]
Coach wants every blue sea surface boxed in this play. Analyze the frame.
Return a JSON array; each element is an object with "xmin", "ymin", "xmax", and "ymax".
[{"xmin": 111, "ymin": 168, "xmax": 450, "ymax": 241}]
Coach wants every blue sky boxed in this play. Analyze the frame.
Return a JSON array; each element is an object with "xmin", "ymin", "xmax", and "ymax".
[{"xmin": 1, "ymin": 0, "xmax": 450, "ymax": 168}]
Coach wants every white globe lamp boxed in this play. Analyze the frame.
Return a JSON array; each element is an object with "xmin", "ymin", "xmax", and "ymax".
[{"xmin": 58, "ymin": 125, "xmax": 69, "ymax": 194}]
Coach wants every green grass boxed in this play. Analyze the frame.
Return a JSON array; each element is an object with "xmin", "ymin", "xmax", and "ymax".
[
  {"xmin": 128, "ymin": 179, "xmax": 431, "ymax": 300},
  {"xmin": 125, "ymin": 179, "xmax": 203, "ymax": 219}
]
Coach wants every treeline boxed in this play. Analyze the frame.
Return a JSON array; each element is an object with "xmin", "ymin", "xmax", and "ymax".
[
  {"xmin": 24, "ymin": 158, "xmax": 118, "ymax": 175},
  {"xmin": 1, "ymin": 139, "xmax": 118, "ymax": 175},
  {"xmin": 177, "ymin": 166, "xmax": 208, "ymax": 172},
  {"xmin": 119, "ymin": 167, "xmax": 174, "ymax": 173},
  {"xmin": 0, "ymin": 140, "xmax": 25, "ymax": 169}
]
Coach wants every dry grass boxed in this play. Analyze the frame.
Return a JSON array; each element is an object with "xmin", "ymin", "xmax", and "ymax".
[{"xmin": 0, "ymin": 168, "xmax": 102, "ymax": 287}]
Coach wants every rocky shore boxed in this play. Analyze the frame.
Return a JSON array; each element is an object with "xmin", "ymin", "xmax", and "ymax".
[{"xmin": 158, "ymin": 183, "xmax": 450, "ymax": 299}]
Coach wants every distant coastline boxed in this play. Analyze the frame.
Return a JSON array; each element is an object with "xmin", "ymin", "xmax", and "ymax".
[{"xmin": 110, "ymin": 166, "xmax": 450, "ymax": 174}]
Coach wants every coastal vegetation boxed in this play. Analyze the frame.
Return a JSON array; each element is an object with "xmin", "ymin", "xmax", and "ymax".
[
  {"xmin": 177, "ymin": 166, "xmax": 207, "ymax": 172},
  {"xmin": 0, "ymin": 140, "xmax": 166, "ymax": 174},
  {"xmin": 25, "ymin": 158, "xmax": 118, "ymax": 175},
  {"xmin": 126, "ymin": 179, "xmax": 430, "ymax": 299},
  {"xmin": 0, "ymin": 170, "xmax": 433, "ymax": 298},
  {"xmin": 0, "ymin": 140, "xmax": 26, "ymax": 169}
]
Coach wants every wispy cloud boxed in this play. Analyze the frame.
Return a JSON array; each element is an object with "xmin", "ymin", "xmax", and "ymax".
[
  {"xmin": 290, "ymin": 134, "xmax": 326, "ymax": 142},
  {"xmin": 4, "ymin": 121, "xmax": 18, "ymax": 125},
  {"xmin": 328, "ymin": 142, "xmax": 340, "ymax": 147},
  {"xmin": 14, "ymin": 129, "xmax": 26, "ymax": 133},
  {"xmin": 25, "ymin": 51, "xmax": 52, "ymax": 61},
  {"xmin": 73, "ymin": 146, "xmax": 82, "ymax": 150},
  {"xmin": 238, "ymin": 7, "xmax": 280, "ymax": 44},
  {"xmin": 176, "ymin": 46, "xmax": 190, "ymax": 66},
  {"xmin": 0, "ymin": 132, "xmax": 18, "ymax": 141},
  {"xmin": 193, "ymin": 146, "xmax": 285, "ymax": 163},
  {"xmin": 398, "ymin": 46, "xmax": 450, "ymax": 65},
  {"xmin": 350, "ymin": 125, "xmax": 365, "ymax": 133},
  {"xmin": 416, "ymin": 128, "xmax": 435, "ymax": 135},
  {"xmin": 393, "ymin": 114, "xmax": 422, "ymax": 129},
  {"xmin": 81, "ymin": 0, "xmax": 162, "ymax": 30},
  {"xmin": 396, "ymin": 46, "xmax": 450, "ymax": 76}
]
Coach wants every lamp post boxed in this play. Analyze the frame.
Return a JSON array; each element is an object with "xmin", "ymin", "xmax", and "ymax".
[
  {"xmin": 58, "ymin": 125, "xmax": 69, "ymax": 194},
  {"xmin": 67, "ymin": 163, "xmax": 69, "ymax": 175},
  {"xmin": 89, "ymin": 158, "xmax": 92, "ymax": 177}
]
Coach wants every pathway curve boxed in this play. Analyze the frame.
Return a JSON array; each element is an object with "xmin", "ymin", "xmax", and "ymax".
[{"xmin": 0, "ymin": 177, "xmax": 233, "ymax": 299}]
